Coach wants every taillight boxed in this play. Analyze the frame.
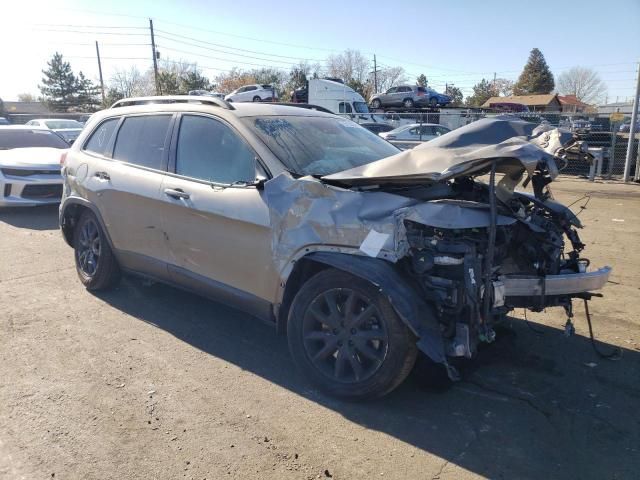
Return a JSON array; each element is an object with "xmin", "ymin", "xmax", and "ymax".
[
  {"xmin": 417, "ymin": 91, "xmax": 424, "ymax": 96},
  {"xmin": 60, "ymin": 151, "xmax": 68, "ymax": 166}
]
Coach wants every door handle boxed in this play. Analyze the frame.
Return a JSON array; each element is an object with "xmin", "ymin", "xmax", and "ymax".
[
  {"xmin": 94, "ymin": 171, "xmax": 110, "ymax": 180},
  {"xmin": 163, "ymin": 188, "xmax": 190, "ymax": 200}
]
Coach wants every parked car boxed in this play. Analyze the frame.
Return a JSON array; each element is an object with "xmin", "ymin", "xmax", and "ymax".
[
  {"xmin": 0, "ymin": 126, "xmax": 68, "ymax": 207},
  {"xmin": 59, "ymin": 97, "xmax": 609, "ymax": 400},
  {"xmin": 559, "ymin": 118, "xmax": 592, "ymax": 134},
  {"xmin": 359, "ymin": 122, "xmax": 396, "ymax": 135},
  {"xmin": 619, "ymin": 121, "xmax": 640, "ymax": 133},
  {"xmin": 26, "ymin": 118, "xmax": 84, "ymax": 144},
  {"xmin": 0, "ymin": 117, "xmax": 10, "ymax": 126},
  {"xmin": 370, "ymin": 85, "xmax": 451, "ymax": 109},
  {"xmin": 379, "ymin": 123, "xmax": 451, "ymax": 142},
  {"xmin": 189, "ymin": 90, "xmax": 225, "ymax": 99},
  {"xmin": 224, "ymin": 84, "xmax": 278, "ymax": 103}
]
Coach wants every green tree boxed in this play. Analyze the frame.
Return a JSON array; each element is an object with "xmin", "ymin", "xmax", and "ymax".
[
  {"xmin": 158, "ymin": 70, "xmax": 180, "ymax": 95},
  {"xmin": 39, "ymin": 52, "xmax": 79, "ymax": 111},
  {"xmin": 445, "ymin": 85, "xmax": 464, "ymax": 106},
  {"xmin": 103, "ymin": 88, "xmax": 125, "ymax": 108},
  {"xmin": 75, "ymin": 71, "xmax": 101, "ymax": 112},
  {"xmin": 513, "ymin": 48, "xmax": 555, "ymax": 95},
  {"xmin": 180, "ymin": 70, "xmax": 210, "ymax": 93},
  {"xmin": 416, "ymin": 74, "xmax": 428, "ymax": 87},
  {"xmin": 465, "ymin": 79, "xmax": 495, "ymax": 107}
]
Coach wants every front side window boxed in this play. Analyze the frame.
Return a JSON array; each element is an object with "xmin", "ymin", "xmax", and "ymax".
[
  {"xmin": 113, "ymin": 115, "xmax": 172, "ymax": 170},
  {"xmin": 244, "ymin": 115, "xmax": 399, "ymax": 176},
  {"xmin": 353, "ymin": 102, "xmax": 369, "ymax": 113},
  {"xmin": 246, "ymin": 86, "xmax": 258, "ymax": 92},
  {"xmin": 84, "ymin": 118, "xmax": 119, "ymax": 156},
  {"xmin": 175, "ymin": 115, "xmax": 256, "ymax": 184},
  {"xmin": 338, "ymin": 102, "xmax": 353, "ymax": 114}
]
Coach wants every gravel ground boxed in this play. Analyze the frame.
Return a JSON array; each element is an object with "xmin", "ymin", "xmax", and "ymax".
[{"xmin": 1, "ymin": 177, "xmax": 639, "ymax": 480}]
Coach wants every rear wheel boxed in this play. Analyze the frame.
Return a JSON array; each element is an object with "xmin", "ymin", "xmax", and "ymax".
[
  {"xmin": 429, "ymin": 97, "xmax": 438, "ymax": 107},
  {"xmin": 371, "ymin": 98, "xmax": 382, "ymax": 109},
  {"xmin": 403, "ymin": 98, "xmax": 415, "ymax": 109},
  {"xmin": 252, "ymin": 96, "xmax": 261, "ymax": 102},
  {"xmin": 73, "ymin": 210, "xmax": 120, "ymax": 290},
  {"xmin": 287, "ymin": 269, "xmax": 417, "ymax": 400}
]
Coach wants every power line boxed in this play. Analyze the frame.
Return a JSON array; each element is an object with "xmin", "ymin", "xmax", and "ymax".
[{"xmin": 154, "ymin": 29, "xmax": 325, "ymax": 62}]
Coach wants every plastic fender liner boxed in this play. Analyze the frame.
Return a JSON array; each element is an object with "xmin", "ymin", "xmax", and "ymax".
[{"xmin": 307, "ymin": 251, "xmax": 446, "ymax": 364}]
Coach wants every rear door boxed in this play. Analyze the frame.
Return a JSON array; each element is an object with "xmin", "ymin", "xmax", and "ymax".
[
  {"xmin": 160, "ymin": 113, "xmax": 276, "ymax": 314},
  {"xmin": 82, "ymin": 114, "xmax": 174, "ymax": 277}
]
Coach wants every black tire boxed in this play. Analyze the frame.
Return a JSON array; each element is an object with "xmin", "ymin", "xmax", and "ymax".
[
  {"xmin": 287, "ymin": 269, "xmax": 417, "ymax": 400},
  {"xmin": 371, "ymin": 98, "xmax": 382, "ymax": 109},
  {"xmin": 73, "ymin": 210, "xmax": 120, "ymax": 290},
  {"xmin": 403, "ymin": 98, "xmax": 415, "ymax": 109},
  {"xmin": 252, "ymin": 96, "xmax": 261, "ymax": 102},
  {"xmin": 429, "ymin": 97, "xmax": 438, "ymax": 107}
]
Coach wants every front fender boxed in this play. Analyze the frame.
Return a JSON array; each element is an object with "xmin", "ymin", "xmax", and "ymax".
[{"xmin": 307, "ymin": 251, "xmax": 446, "ymax": 364}]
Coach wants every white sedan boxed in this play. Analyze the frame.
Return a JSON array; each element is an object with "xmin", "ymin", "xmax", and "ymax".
[
  {"xmin": 224, "ymin": 84, "xmax": 278, "ymax": 103},
  {"xmin": 379, "ymin": 123, "xmax": 451, "ymax": 143},
  {"xmin": 26, "ymin": 118, "xmax": 84, "ymax": 144},
  {"xmin": 0, "ymin": 126, "xmax": 68, "ymax": 207}
]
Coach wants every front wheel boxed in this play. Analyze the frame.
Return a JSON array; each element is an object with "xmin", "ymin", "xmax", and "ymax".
[
  {"xmin": 287, "ymin": 269, "xmax": 417, "ymax": 400},
  {"xmin": 73, "ymin": 210, "xmax": 120, "ymax": 290},
  {"xmin": 371, "ymin": 98, "xmax": 382, "ymax": 109},
  {"xmin": 429, "ymin": 97, "xmax": 438, "ymax": 107}
]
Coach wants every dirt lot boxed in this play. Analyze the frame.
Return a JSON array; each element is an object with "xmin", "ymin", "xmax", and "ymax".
[{"xmin": 1, "ymin": 177, "xmax": 639, "ymax": 480}]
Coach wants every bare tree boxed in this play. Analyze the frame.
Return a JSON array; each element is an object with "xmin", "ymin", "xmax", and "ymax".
[
  {"xmin": 493, "ymin": 78, "xmax": 514, "ymax": 96},
  {"xmin": 326, "ymin": 49, "xmax": 369, "ymax": 84},
  {"xmin": 109, "ymin": 67, "xmax": 151, "ymax": 97},
  {"xmin": 377, "ymin": 66, "xmax": 407, "ymax": 93},
  {"xmin": 17, "ymin": 93, "xmax": 36, "ymax": 102},
  {"xmin": 557, "ymin": 66, "xmax": 607, "ymax": 104}
]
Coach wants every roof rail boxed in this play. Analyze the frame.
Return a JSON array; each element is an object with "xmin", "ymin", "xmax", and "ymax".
[
  {"xmin": 110, "ymin": 95, "xmax": 234, "ymax": 110},
  {"xmin": 269, "ymin": 102, "xmax": 334, "ymax": 114}
]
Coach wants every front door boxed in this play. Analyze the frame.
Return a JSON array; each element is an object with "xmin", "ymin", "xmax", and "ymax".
[{"xmin": 160, "ymin": 114, "xmax": 276, "ymax": 316}]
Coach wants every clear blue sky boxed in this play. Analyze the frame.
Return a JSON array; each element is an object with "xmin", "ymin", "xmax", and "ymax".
[{"xmin": 2, "ymin": 0, "xmax": 638, "ymax": 102}]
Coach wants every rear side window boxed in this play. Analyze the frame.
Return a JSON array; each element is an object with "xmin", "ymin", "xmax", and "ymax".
[
  {"xmin": 175, "ymin": 115, "xmax": 256, "ymax": 184},
  {"xmin": 113, "ymin": 115, "xmax": 171, "ymax": 169},
  {"xmin": 84, "ymin": 118, "xmax": 119, "ymax": 156}
]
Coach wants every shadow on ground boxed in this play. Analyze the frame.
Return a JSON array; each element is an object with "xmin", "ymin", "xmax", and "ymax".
[
  {"xmin": 97, "ymin": 277, "xmax": 640, "ymax": 480},
  {"xmin": 0, "ymin": 205, "xmax": 59, "ymax": 230}
]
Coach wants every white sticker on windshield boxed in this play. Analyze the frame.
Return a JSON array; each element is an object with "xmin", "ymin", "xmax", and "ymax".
[{"xmin": 359, "ymin": 230, "xmax": 390, "ymax": 258}]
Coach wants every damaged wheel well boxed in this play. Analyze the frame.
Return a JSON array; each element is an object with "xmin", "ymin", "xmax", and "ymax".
[{"xmin": 277, "ymin": 252, "xmax": 446, "ymax": 365}]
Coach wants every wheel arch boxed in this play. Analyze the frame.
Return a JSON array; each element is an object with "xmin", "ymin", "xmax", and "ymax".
[
  {"xmin": 278, "ymin": 251, "xmax": 446, "ymax": 364},
  {"xmin": 60, "ymin": 197, "xmax": 115, "ymax": 252}
]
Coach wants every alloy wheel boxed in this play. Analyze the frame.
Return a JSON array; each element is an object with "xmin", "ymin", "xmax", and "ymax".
[
  {"xmin": 302, "ymin": 288, "xmax": 389, "ymax": 383},
  {"xmin": 77, "ymin": 219, "xmax": 101, "ymax": 277}
]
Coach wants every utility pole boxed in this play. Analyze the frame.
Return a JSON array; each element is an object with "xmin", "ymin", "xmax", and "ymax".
[
  {"xmin": 373, "ymin": 54, "xmax": 379, "ymax": 93},
  {"xmin": 624, "ymin": 61, "xmax": 640, "ymax": 182},
  {"xmin": 493, "ymin": 72, "xmax": 496, "ymax": 94},
  {"xmin": 95, "ymin": 41, "xmax": 105, "ymax": 104},
  {"xmin": 149, "ymin": 18, "xmax": 160, "ymax": 95}
]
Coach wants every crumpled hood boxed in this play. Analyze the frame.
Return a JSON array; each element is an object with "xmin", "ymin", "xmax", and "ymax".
[
  {"xmin": 323, "ymin": 117, "xmax": 574, "ymax": 186},
  {"xmin": 0, "ymin": 147, "xmax": 65, "ymax": 168}
]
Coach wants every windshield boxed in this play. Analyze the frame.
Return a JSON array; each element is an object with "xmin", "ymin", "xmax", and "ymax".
[
  {"xmin": 244, "ymin": 116, "xmax": 399, "ymax": 176},
  {"xmin": 44, "ymin": 120, "xmax": 83, "ymax": 129},
  {"xmin": 0, "ymin": 129, "xmax": 69, "ymax": 149},
  {"xmin": 353, "ymin": 102, "xmax": 369, "ymax": 114}
]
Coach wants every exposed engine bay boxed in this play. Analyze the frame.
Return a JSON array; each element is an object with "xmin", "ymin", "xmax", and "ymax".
[{"xmin": 266, "ymin": 117, "xmax": 611, "ymax": 375}]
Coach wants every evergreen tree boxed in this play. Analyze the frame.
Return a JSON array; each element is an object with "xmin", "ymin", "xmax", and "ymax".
[
  {"xmin": 445, "ymin": 85, "xmax": 464, "ymax": 106},
  {"xmin": 180, "ymin": 70, "xmax": 210, "ymax": 93},
  {"xmin": 416, "ymin": 74, "xmax": 428, "ymax": 87},
  {"xmin": 39, "ymin": 53, "xmax": 79, "ymax": 112},
  {"xmin": 465, "ymin": 79, "xmax": 495, "ymax": 106},
  {"xmin": 75, "ymin": 71, "xmax": 101, "ymax": 112},
  {"xmin": 513, "ymin": 48, "xmax": 555, "ymax": 95}
]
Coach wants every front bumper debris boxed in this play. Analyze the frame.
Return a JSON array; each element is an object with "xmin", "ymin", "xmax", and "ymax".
[{"xmin": 501, "ymin": 266, "xmax": 612, "ymax": 297}]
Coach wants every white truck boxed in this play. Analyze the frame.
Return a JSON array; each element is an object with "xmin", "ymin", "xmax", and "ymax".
[{"xmin": 292, "ymin": 79, "xmax": 371, "ymax": 116}]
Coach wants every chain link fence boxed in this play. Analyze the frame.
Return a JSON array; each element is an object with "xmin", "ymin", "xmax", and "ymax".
[{"xmin": 337, "ymin": 110, "xmax": 638, "ymax": 180}]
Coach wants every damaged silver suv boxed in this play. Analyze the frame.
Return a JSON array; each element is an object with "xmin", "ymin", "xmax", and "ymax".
[{"xmin": 60, "ymin": 96, "xmax": 610, "ymax": 400}]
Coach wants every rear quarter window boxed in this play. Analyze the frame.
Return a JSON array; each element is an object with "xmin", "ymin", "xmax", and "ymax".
[
  {"xmin": 83, "ymin": 118, "xmax": 119, "ymax": 156},
  {"xmin": 113, "ymin": 115, "xmax": 172, "ymax": 170}
]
